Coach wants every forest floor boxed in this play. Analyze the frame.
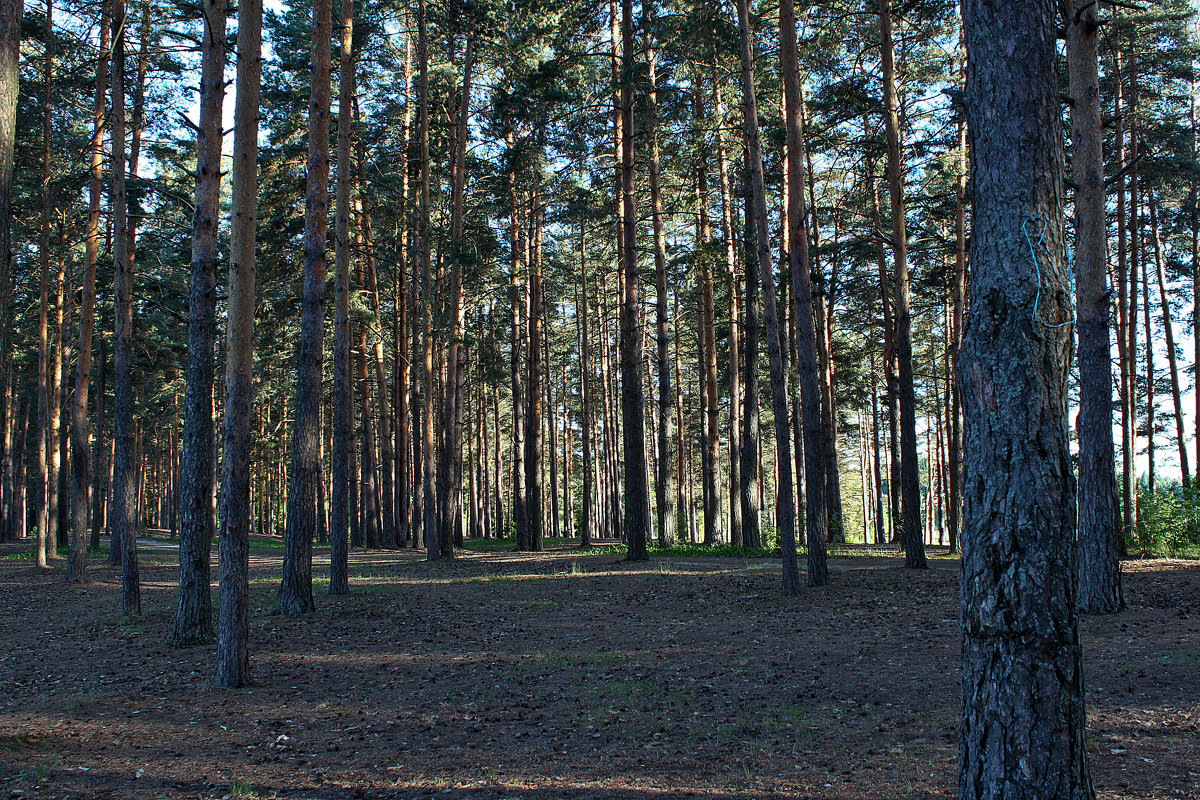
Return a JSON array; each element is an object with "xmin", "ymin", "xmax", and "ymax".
[{"xmin": 0, "ymin": 537, "xmax": 1197, "ymax": 800}]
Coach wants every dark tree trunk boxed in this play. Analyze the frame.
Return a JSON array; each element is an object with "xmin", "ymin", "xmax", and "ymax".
[
  {"xmin": 739, "ymin": 173, "xmax": 761, "ymax": 551},
  {"xmin": 958, "ymin": 0, "xmax": 1096, "ymax": 796},
  {"xmin": 619, "ymin": 0, "xmax": 650, "ymax": 561},
  {"xmin": 879, "ymin": 0, "xmax": 924, "ymax": 568},
  {"xmin": 277, "ymin": 0, "xmax": 332, "ymax": 615},
  {"xmin": 110, "ymin": 0, "xmax": 140, "ymax": 615},
  {"xmin": 329, "ymin": 0, "xmax": 353, "ymax": 592},
  {"xmin": 173, "ymin": 0, "xmax": 225, "ymax": 644}
]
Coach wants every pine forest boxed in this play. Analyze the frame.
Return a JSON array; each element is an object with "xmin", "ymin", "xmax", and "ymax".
[{"xmin": 0, "ymin": 0, "xmax": 1197, "ymax": 797}]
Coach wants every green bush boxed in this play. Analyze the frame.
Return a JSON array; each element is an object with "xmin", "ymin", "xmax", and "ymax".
[{"xmin": 1129, "ymin": 484, "xmax": 1200, "ymax": 557}]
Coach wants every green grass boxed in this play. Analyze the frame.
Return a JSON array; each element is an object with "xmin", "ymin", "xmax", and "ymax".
[{"xmin": 2, "ymin": 545, "xmax": 106, "ymax": 561}]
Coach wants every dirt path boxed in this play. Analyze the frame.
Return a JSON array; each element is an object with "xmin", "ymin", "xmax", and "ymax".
[{"xmin": 0, "ymin": 540, "xmax": 1196, "ymax": 800}]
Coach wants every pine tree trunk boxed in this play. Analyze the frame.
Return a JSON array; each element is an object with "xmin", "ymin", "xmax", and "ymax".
[
  {"xmin": 110, "ymin": 0, "xmax": 141, "ymax": 614},
  {"xmin": 958, "ymin": 0, "xmax": 1096, "ymax": 795},
  {"xmin": 780, "ymin": 0, "xmax": 828, "ymax": 587},
  {"xmin": 713, "ymin": 71, "xmax": 741, "ymax": 547},
  {"xmin": 329, "ymin": 0, "xmax": 354, "ymax": 589},
  {"xmin": 879, "ymin": 0, "xmax": 924, "ymax": 568},
  {"xmin": 173, "ymin": 0, "xmax": 224, "ymax": 642},
  {"xmin": 36, "ymin": 2, "xmax": 54, "ymax": 568},
  {"xmin": 739, "ymin": 172, "xmax": 762, "ymax": 551},
  {"xmin": 277, "ymin": 0, "xmax": 332, "ymax": 615},
  {"xmin": 1069, "ymin": 0, "xmax": 1122, "ymax": 613},
  {"xmin": 214, "ymin": 0, "xmax": 261, "ymax": 688},
  {"xmin": 644, "ymin": 6, "xmax": 675, "ymax": 549},
  {"xmin": 437, "ymin": 30, "xmax": 474, "ymax": 557},
  {"xmin": 619, "ymin": 0, "xmax": 650, "ymax": 561},
  {"xmin": 0, "ymin": 0, "xmax": 18, "ymax": 541},
  {"xmin": 1149, "ymin": 198, "xmax": 1189, "ymax": 488},
  {"xmin": 733, "ymin": 0, "xmax": 798, "ymax": 591},
  {"xmin": 580, "ymin": 218, "xmax": 594, "ymax": 547}
]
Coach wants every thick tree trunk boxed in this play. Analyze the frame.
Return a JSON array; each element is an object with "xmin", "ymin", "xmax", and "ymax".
[
  {"xmin": 173, "ymin": 0, "xmax": 224, "ymax": 643},
  {"xmin": 780, "ymin": 0, "xmax": 829, "ymax": 587},
  {"xmin": 958, "ymin": 0, "xmax": 1096, "ymax": 796},
  {"xmin": 619, "ymin": 0, "xmax": 650, "ymax": 561},
  {"xmin": 214, "ymin": 0, "xmax": 261, "ymax": 688},
  {"xmin": 277, "ymin": 0, "xmax": 332, "ymax": 615},
  {"xmin": 879, "ymin": 0, "xmax": 924, "ymax": 568}
]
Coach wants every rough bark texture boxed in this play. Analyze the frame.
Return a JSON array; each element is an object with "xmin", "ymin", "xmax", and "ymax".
[
  {"xmin": 277, "ymin": 0, "xmax": 332, "ymax": 616},
  {"xmin": 780, "ymin": 0, "xmax": 829, "ymax": 588},
  {"xmin": 214, "ymin": 0, "xmax": 261, "ymax": 688},
  {"xmin": 0, "ymin": 0, "xmax": 18, "ymax": 546},
  {"xmin": 619, "ymin": 0, "xmax": 650, "ymax": 562},
  {"xmin": 330, "ymin": 0, "xmax": 353, "ymax": 593},
  {"xmin": 68, "ymin": 3, "xmax": 110, "ymax": 582},
  {"xmin": 958, "ymin": 0, "xmax": 1096, "ymax": 797},
  {"xmin": 644, "ymin": 8, "xmax": 676, "ymax": 550},
  {"xmin": 733, "ymin": 0, "xmax": 796, "ymax": 590},
  {"xmin": 879, "ymin": 0, "xmax": 924, "ymax": 568},
  {"xmin": 110, "ymin": 0, "xmax": 140, "ymax": 615},
  {"xmin": 1068, "ymin": 0, "xmax": 1122, "ymax": 615},
  {"xmin": 173, "ymin": 0, "xmax": 225, "ymax": 644}
]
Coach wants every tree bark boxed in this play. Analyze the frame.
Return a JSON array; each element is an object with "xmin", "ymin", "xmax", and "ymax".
[
  {"xmin": 330, "ymin": 0, "xmax": 354, "ymax": 591},
  {"xmin": 619, "ymin": 0, "xmax": 650, "ymax": 561},
  {"xmin": 780, "ymin": 0, "xmax": 829, "ymax": 587},
  {"xmin": 173, "ymin": 0, "xmax": 224, "ymax": 643},
  {"xmin": 644, "ymin": 5, "xmax": 675, "ymax": 549},
  {"xmin": 36, "ymin": 0, "xmax": 53, "ymax": 568},
  {"xmin": 1148, "ymin": 197, "xmax": 1188, "ymax": 489},
  {"xmin": 110, "ymin": 0, "xmax": 140, "ymax": 614},
  {"xmin": 277, "ymin": 0, "xmax": 332, "ymax": 615},
  {"xmin": 214, "ymin": 0, "xmax": 261, "ymax": 688},
  {"xmin": 733, "ymin": 0, "xmax": 798, "ymax": 592},
  {"xmin": 879, "ymin": 0, "xmax": 924, "ymax": 568},
  {"xmin": 958, "ymin": 0, "xmax": 1096, "ymax": 795},
  {"xmin": 1068, "ymin": 0, "xmax": 1121, "ymax": 614}
]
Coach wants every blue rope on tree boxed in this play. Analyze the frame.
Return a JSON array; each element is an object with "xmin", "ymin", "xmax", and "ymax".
[{"xmin": 1024, "ymin": 215, "xmax": 1075, "ymax": 329}]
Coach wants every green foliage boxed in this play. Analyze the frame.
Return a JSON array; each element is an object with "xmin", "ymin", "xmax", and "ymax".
[{"xmin": 1129, "ymin": 485, "xmax": 1200, "ymax": 557}]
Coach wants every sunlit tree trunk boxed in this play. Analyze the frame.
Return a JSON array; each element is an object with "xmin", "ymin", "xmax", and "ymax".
[{"xmin": 214, "ymin": 0, "xmax": 261, "ymax": 688}]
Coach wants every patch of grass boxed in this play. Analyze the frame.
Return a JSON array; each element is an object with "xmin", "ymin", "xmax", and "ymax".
[
  {"xmin": 1, "ymin": 545, "xmax": 105, "ymax": 561},
  {"xmin": 462, "ymin": 537, "xmax": 518, "ymax": 552},
  {"xmin": 230, "ymin": 778, "xmax": 256, "ymax": 798}
]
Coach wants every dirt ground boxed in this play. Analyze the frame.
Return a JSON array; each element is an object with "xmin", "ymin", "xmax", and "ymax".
[{"xmin": 0, "ymin": 538, "xmax": 1196, "ymax": 800}]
